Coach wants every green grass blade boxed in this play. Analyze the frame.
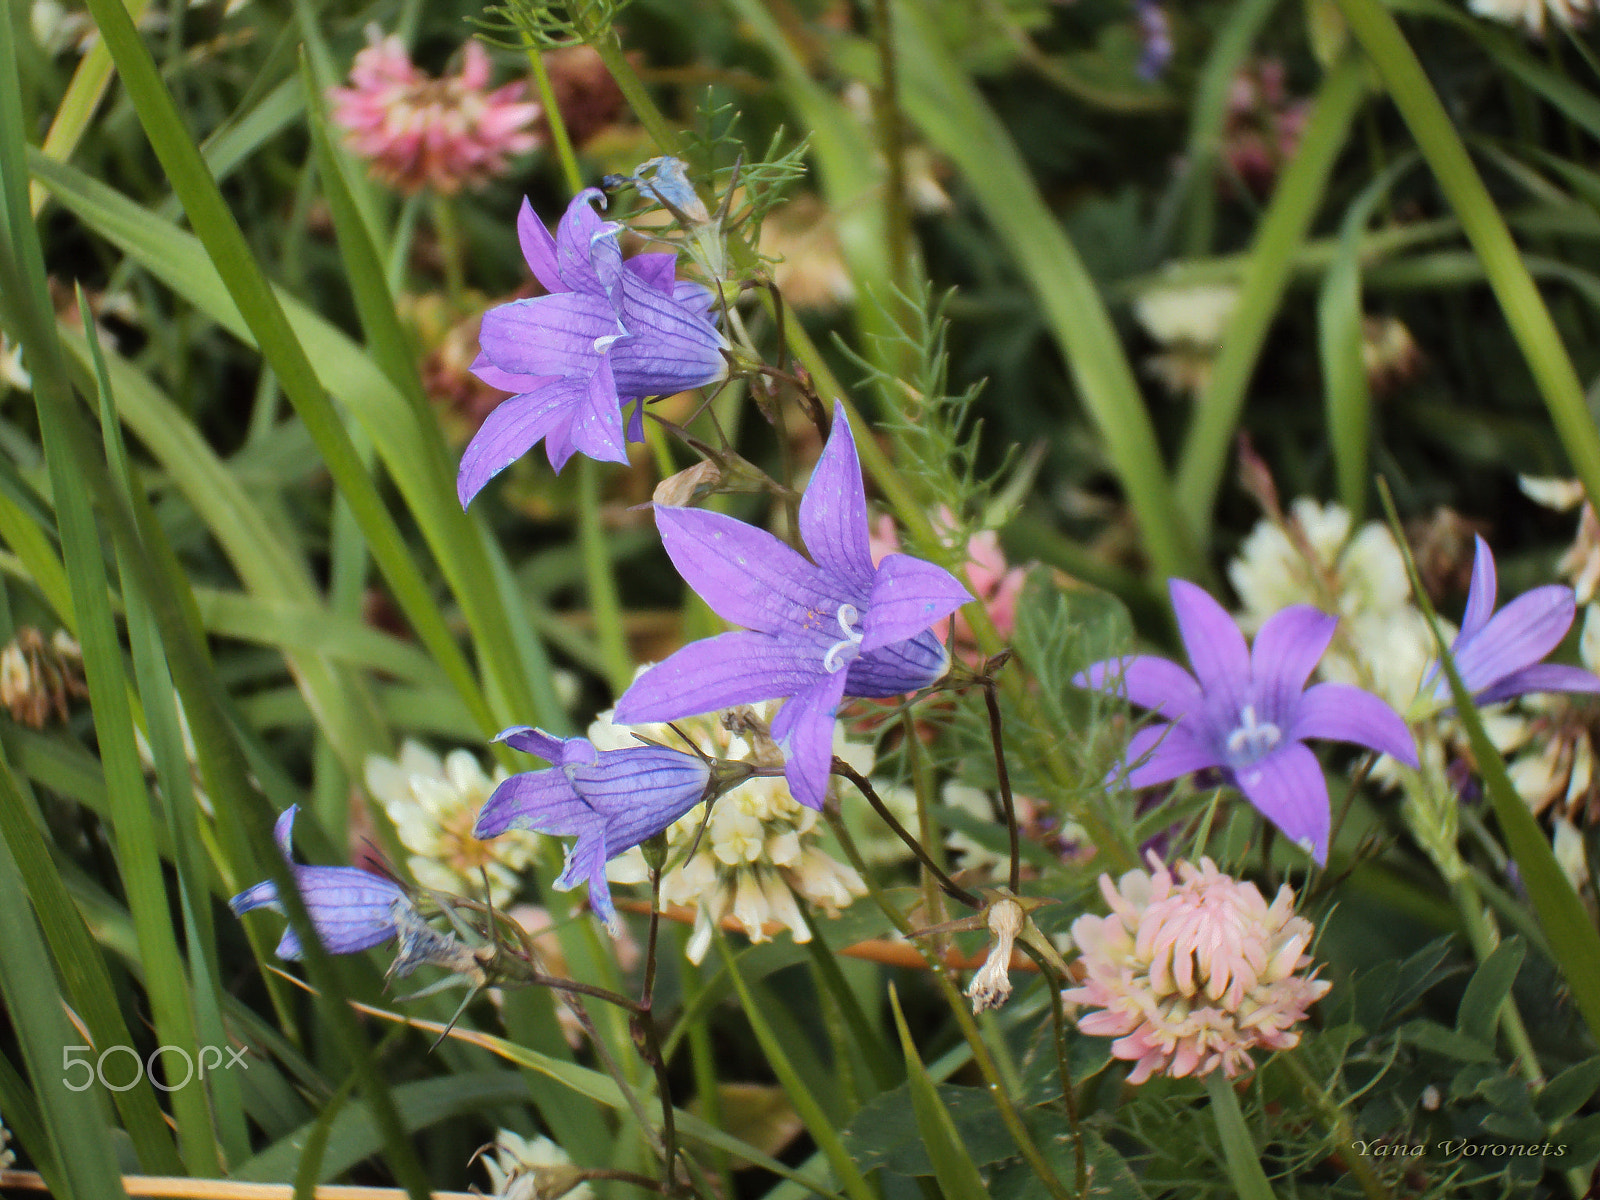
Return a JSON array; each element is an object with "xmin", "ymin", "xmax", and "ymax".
[
  {"xmin": 1335, "ymin": 0, "xmax": 1600, "ymax": 520},
  {"xmin": 0, "ymin": 815, "xmax": 128, "ymax": 1200},
  {"xmin": 888, "ymin": 984, "xmax": 991, "ymax": 1200},
  {"xmin": 1174, "ymin": 54, "xmax": 1368, "ymax": 546},
  {"xmin": 0, "ymin": 741, "xmax": 183, "ymax": 1172},
  {"xmin": 1205, "ymin": 1071, "xmax": 1276, "ymax": 1200},
  {"xmin": 83, "ymin": 301, "xmax": 251, "ymax": 1165},
  {"xmin": 716, "ymin": 932, "xmax": 877, "ymax": 1200}
]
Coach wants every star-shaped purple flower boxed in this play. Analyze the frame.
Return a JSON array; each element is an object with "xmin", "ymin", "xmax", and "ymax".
[
  {"xmin": 459, "ymin": 189, "xmax": 728, "ymax": 504},
  {"xmin": 231, "ymin": 805, "xmax": 413, "ymax": 961},
  {"xmin": 1075, "ymin": 580, "xmax": 1419, "ymax": 862},
  {"xmin": 612, "ymin": 405, "xmax": 972, "ymax": 810},
  {"xmin": 1440, "ymin": 535, "xmax": 1600, "ymax": 705},
  {"xmin": 474, "ymin": 727, "xmax": 712, "ymax": 933}
]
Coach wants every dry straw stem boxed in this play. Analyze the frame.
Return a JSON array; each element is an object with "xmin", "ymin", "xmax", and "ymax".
[{"xmin": 0, "ymin": 1175, "xmax": 477, "ymax": 1200}]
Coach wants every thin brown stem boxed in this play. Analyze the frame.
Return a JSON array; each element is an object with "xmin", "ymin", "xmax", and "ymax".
[
  {"xmin": 982, "ymin": 676, "xmax": 1022, "ymax": 892},
  {"xmin": 831, "ymin": 757, "xmax": 982, "ymax": 909}
]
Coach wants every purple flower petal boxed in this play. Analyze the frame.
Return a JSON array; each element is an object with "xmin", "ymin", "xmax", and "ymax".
[
  {"xmin": 565, "ymin": 354, "xmax": 630, "ymax": 467},
  {"xmin": 517, "ymin": 197, "xmax": 564, "ymax": 294},
  {"xmin": 654, "ymin": 506, "xmax": 841, "ymax": 636},
  {"xmin": 860, "ymin": 554, "xmax": 971, "ymax": 652},
  {"xmin": 1455, "ymin": 586, "xmax": 1575, "ymax": 695},
  {"xmin": 493, "ymin": 726, "xmax": 572, "ymax": 762},
  {"xmin": 554, "ymin": 826, "xmax": 615, "ymax": 930},
  {"xmin": 1075, "ymin": 655, "xmax": 1203, "ymax": 720},
  {"xmin": 1459, "ymin": 535, "xmax": 1497, "ymax": 642},
  {"xmin": 478, "ymin": 292, "xmax": 620, "ymax": 378},
  {"xmin": 845, "ymin": 628, "xmax": 949, "ymax": 697},
  {"xmin": 469, "ymin": 352, "xmax": 555, "ymax": 398},
  {"xmin": 1117, "ymin": 721, "xmax": 1224, "ymax": 789},
  {"xmin": 1229, "ymin": 743, "xmax": 1331, "ymax": 863},
  {"xmin": 273, "ymin": 805, "xmax": 296, "ymax": 857},
  {"xmin": 674, "ymin": 280, "xmax": 717, "ymax": 317},
  {"xmin": 1289, "ymin": 682, "xmax": 1419, "ymax": 766},
  {"xmin": 771, "ymin": 671, "xmax": 851, "ymax": 809},
  {"xmin": 457, "ymin": 378, "xmax": 588, "ymax": 504},
  {"xmin": 615, "ymin": 631, "xmax": 826, "ymax": 723},
  {"xmin": 608, "ymin": 273, "xmax": 728, "ymax": 396},
  {"xmin": 229, "ymin": 879, "xmax": 280, "ymax": 916},
  {"xmin": 1170, "ymin": 579, "xmax": 1251, "ymax": 713},
  {"xmin": 1252, "ymin": 605, "xmax": 1337, "ymax": 723},
  {"xmin": 476, "ymin": 770, "xmax": 593, "ymax": 838},
  {"xmin": 798, "ymin": 405, "xmax": 876, "ymax": 596},
  {"xmin": 295, "ymin": 868, "xmax": 408, "ymax": 954},
  {"xmin": 626, "ymin": 251, "xmax": 678, "ymax": 295},
  {"xmin": 1475, "ymin": 662, "xmax": 1600, "ymax": 706},
  {"xmin": 570, "ymin": 747, "xmax": 710, "ymax": 843},
  {"xmin": 555, "ymin": 189, "xmax": 620, "ymax": 297}
]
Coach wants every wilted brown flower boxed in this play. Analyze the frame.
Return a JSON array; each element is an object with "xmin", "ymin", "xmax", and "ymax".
[{"xmin": 0, "ymin": 628, "xmax": 87, "ymax": 728}]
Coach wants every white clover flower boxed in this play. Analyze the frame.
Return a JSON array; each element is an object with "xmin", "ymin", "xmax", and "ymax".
[
  {"xmin": 1469, "ymin": 0, "xmax": 1593, "ymax": 37},
  {"xmin": 1229, "ymin": 498, "xmax": 1433, "ymax": 709},
  {"xmin": 0, "ymin": 1110, "xmax": 12, "ymax": 1170},
  {"xmin": 480, "ymin": 1131, "xmax": 591, "ymax": 1200},
  {"xmin": 592, "ymin": 694, "xmax": 868, "ymax": 964},
  {"xmin": 1133, "ymin": 283, "xmax": 1240, "ymax": 350},
  {"xmin": 365, "ymin": 741, "xmax": 539, "ymax": 907}
]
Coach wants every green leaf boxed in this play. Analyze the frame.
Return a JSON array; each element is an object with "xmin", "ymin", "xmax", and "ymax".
[
  {"xmin": 886, "ymin": 985, "xmax": 991, "ymax": 1199},
  {"xmin": 1203, "ymin": 1071, "xmax": 1276, "ymax": 1200},
  {"xmin": 841, "ymin": 1082, "xmax": 1012, "ymax": 1177},
  {"xmin": 1537, "ymin": 1055, "xmax": 1600, "ymax": 1127},
  {"xmin": 1399, "ymin": 1019, "xmax": 1496, "ymax": 1063},
  {"xmin": 1456, "ymin": 936, "xmax": 1525, "ymax": 1047}
]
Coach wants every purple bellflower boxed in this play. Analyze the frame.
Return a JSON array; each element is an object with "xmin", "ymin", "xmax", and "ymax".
[
  {"xmin": 231, "ymin": 806, "xmax": 460, "ymax": 977},
  {"xmin": 1135, "ymin": 0, "xmax": 1173, "ymax": 81},
  {"xmin": 1075, "ymin": 580, "xmax": 1418, "ymax": 863},
  {"xmin": 1437, "ymin": 535, "xmax": 1600, "ymax": 705},
  {"xmin": 474, "ymin": 727, "xmax": 713, "ymax": 933},
  {"xmin": 459, "ymin": 189, "xmax": 728, "ymax": 504},
  {"xmin": 611, "ymin": 404, "xmax": 972, "ymax": 810}
]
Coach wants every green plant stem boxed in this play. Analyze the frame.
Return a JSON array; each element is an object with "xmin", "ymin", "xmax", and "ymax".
[
  {"xmin": 525, "ymin": 43, "xmax": 582, "ymax": 192},
  {"xmin": 1336, "ymin": 0, "xmax": 1600, "ymax": 519},
  {"xmin": 429, "ymin": 193, "xmax": 464, "ymax": 306},
  {"xmin": 1279, "ymin": 1052, "xmax": 1393, "ymax": 1200},
  {"xmin": 577, "ymin": 456, "xmax": 633, "ymax": 697}
]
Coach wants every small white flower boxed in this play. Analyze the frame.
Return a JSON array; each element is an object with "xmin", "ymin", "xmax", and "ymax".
[
  {"xmin": 480, "ymin": 1131, "xmax": 590, "ymax": 1200},
  {"xmin": 0, "ymin": 1109, "xmax": 12, "ymax": 1170},
  {"xmin": 366, "ymin": 741, "xmax": 539, "ymax": 907},
  {"xmin": 1133, "ymin": 283, "xmax": 1240, "ymax": 350}
]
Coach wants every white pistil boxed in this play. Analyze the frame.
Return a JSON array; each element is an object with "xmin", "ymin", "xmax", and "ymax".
[
  {"xmin": 1225, "ymin": 703, "xmax": 1281, "ymax": 763},
  {"xmin": 821, "ymin": 603, "xmax": 865, "ymax": 673}
]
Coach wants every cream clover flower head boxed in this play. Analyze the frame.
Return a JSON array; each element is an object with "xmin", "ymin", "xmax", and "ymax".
[
  {"xmin": 1065, "ymin": 855, "xmax": 1330, "ymax": 1084},
  {"xmin": 1520, "ymin": 475, "xmax": 1600, "ymax": 604},
  {"xmin": 365, "ymin": 741, "xmax": 538, "ymax": 907},
  {"xmin": 479, "ymin": 1131, "xmax": 591, "ymax": 1200},
  {"xmin": 591, "ymin": 694, "xmax": 868, "ymax": 964},
  {"xmin": 1229, "ymin": 498, "xmax": 1434, "ymax": 708},
  {"xmin": 1469, "ymin": 0, "xmax": 1593, "ymax": 36}
]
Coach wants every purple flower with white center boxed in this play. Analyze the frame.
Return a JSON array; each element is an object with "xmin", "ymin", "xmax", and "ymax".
[
  {"xmin": 459, "ymin": 188, "xmax": 728, "ymax": 504},
  {"xmin": 231, "ymin": 806, "xmax": 419, "ymax": 964},
  {"xmin": 611, "ymin": 405, "xmax": 972, "ymax": 811},
  {"xmin": 474, "ymin": 727, "xmax": 713, "ymax": 933},
  {"xmin": 1436, "ymin": 535, "xmax": 1600, "ymax": 705},
  {"xmin": 1075, "ymin": 580, "xmax": 1418, "ymax": 863}
]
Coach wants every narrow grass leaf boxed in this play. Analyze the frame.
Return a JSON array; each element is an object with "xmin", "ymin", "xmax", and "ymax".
[
  {"xmin": 888, "ymin": 984, "xmax": 991, "ymax": 1200},
  {"xmin": 1175, "ymin": 54, "xmax": 1367, "ymax": 546}
]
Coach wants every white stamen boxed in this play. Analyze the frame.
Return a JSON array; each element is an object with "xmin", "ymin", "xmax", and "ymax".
[
  {"xmin": 1224, "ymin": 703, "xmax": 1281, "ymax": 763},
  {"xmin": 821, "ymin": 603, "xmax": 864, "ymax": 674}
]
